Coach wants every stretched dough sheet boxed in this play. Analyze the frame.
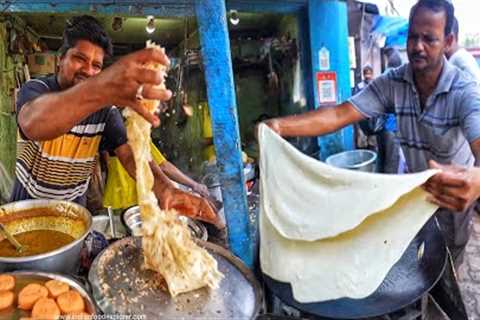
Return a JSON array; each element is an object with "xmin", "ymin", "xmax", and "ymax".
[
  {"xmin": 125, "ymin": 41, "xmax": 223, "ymax": 297},
  {"xmin": 258, "ymin": 124, "xmax": 437, "ymax": 241},
  {"xmin": 260, "ymin": 187, "xmax": 438, "ymax": 302},
  {"xmin": 258, "ymin": 124, "xmax": 439, "ymax": 302}
]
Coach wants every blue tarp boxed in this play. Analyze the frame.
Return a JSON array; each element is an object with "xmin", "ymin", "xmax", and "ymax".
[{"xmin": 371, "ymin": 15, "xmax": 408, "ymax": 48}]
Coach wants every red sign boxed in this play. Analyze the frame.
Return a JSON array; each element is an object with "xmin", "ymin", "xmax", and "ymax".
[{"xmin": 316, "ymin": 71, "xmax": 337, "ymax": 104}]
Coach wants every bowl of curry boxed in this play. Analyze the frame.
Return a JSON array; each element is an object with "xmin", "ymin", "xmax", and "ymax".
[{"xmin": 0, "ymin": 200, "xmax": 92, "ymax": 274}]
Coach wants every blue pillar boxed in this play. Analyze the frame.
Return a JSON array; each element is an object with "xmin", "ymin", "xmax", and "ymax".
[
  {"xmin": 308, "ymin": 0, "xmax": 354, "ymax": 160},
  {"xmin": 297, "ymin": 8, "xmax": 315, "ymax": 112},
  {"xmin": 195, "ymin": 0, "xmax": 252, "ymax": 267}
]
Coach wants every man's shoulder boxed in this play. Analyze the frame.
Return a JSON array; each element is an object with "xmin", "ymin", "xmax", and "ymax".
[
  {"xmin": 21, "ymin": 75, "xmax": 58, "ymax": 93},
  {"xmin": 451, "ymin": 48, "xmax": 475, "ymax": 61},
  {"xmin": 446, "ymin": 61, "xmax": 479, "ymax": 90},
  {"xmin": 449, "ymin": 49, "xmax": 480, "ymax": 83},
  {"xmin": 370, "ymin": 64, "xmax": 408, "ymax": 87},
  {"xmin": 449, "ymin": 49, "xmax": 478, "ymax": 71},
  {"xmin": 384, "ymin": 63, "xmax": 408, "ymax": 80}
]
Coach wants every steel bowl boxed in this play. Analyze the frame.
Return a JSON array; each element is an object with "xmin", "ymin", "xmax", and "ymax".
[
  {"xmin": 122, "ymin": 206, "xmax": 208, "ymax": 241},
  {"xmin": 0, "ymin": 270, "xmax": 96, "ymax": 319},
  {"xmin": 326, "ymin": 150, "xmax": 377, "ymax": 172},
  {"xmin": 0, "ymin": 199, "xmax": 92, "ymax": 273},
  {"xmin": 92, "ymin": 215, "xmax": 127, "ymax": 240}
]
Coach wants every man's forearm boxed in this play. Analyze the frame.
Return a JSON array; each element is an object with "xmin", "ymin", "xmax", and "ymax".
[
  {"xmin": 160, "ymin": 161, "xmax": 197, "ymax": 189},
  {"xmin": 270, "ymin": 102, "xmax": 364, "ymax": 137},
  {"xmin": 151, "ymin": 162, "xmax": 175, "ymax": 192},
  {"xmin": 151, "ymin": 162, "xmax": 177, "ymax": 209},
  {"xmin": 18, "ymin": 76, "xmax": 108, "ymax": 141},
  {"xmin": 116, "ymin": 143, "xmax": 174, "ymax": 193}
]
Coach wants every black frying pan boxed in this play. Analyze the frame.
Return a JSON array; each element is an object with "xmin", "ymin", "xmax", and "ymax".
[{"xmin": 263, "ymin": 217, "xmax": 447, "ymax": 319}]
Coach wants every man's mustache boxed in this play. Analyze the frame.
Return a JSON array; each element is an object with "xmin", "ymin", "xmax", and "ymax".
[{"xmin": 411, "ymin": 53, "xmax": 427, "ymax": 60}]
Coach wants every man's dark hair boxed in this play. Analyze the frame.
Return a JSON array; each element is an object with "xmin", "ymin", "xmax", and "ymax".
[
  {"xmin": 451, "ymin": 17, "xmax": 459, "ymax": 38},
  {"xmin": 59, "ymin": 15, "xmax": 113, "ymax": 57},
  {"xmin": 409, "ymin": 0, "xmax": 455, "ymax": 36}
]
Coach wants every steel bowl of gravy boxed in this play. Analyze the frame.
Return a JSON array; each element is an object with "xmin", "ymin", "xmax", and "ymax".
[{"xmin": 0, "ymin": 199, "xmax": 92, "ymax": 273}]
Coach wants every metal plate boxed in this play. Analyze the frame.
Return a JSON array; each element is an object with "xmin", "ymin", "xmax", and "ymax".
[
  {"xmin": 264, "ymin": 217, "xmax": 447, "ymax": 319},
  {"xmin": 89, "ymin": 237, "xmax": 262, "ymax": 319},
  {"xmin": 0, "ymin": 271, "xmax": 96, "ymax": 320}
]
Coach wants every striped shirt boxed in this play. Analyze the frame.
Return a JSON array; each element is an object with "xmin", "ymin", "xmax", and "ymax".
[
  {"xmin": 349, "ymin": 58, "xmax": 480, "ymax": 172},
  {"xmin": 12, "ymin": 75, "xmax": 126, "ymax": 203},
  {"xmin": 349, "ymin": 58, "xmax": 480, "ymax": 255}
]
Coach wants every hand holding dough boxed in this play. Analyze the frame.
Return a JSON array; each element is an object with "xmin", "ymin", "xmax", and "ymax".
[{"xmin": 258, "ymin": 124, "xmax": 439, "ymax": 302}]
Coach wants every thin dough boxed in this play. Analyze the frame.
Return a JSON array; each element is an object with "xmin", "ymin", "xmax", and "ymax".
[
  {"xmin": 259, "ymin": 124, "xmax": 439, "ymax": 302},
  {"xmin": 258, "ymin": 124, "xmax": 437, "ymax": 241}
]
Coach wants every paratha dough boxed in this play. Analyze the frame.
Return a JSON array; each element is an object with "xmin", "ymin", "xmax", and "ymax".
[
  {"xmin": 259, "ymin": 124, "xmax": 437, "ymax": 241},
  {"xmin": 258, "ymin": 124, "xmax": 439, "ymax": 302},
  {"xmin": 125, "ymin": 41, "xmax": 223, "ymax": 297}
]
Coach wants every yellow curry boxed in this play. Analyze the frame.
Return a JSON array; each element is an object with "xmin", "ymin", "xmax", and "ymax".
[{"xmin": 0, "ymin": 230, "xmax": 75, "ymax": 257}]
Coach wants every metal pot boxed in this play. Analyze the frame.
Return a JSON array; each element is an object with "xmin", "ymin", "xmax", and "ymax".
[
  {"xmin": 122, "ymin": 206, "xmax": 208, "ymax": 241},
  {"xmin": 0, "ymin": 199, "xmax": 92, "ymax": 274},
  {"xmin": 92, "ymin": 215, "xmax": 127, "ymax": 240}
]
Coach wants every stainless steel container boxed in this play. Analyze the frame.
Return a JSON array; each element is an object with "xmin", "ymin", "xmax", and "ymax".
[
  {"xmin": 326, "ymin": 150, "xmax": 377, "ymax": 172},
  {"xmin": 0, "ymin": 270, "xmax": 97, "ymax": 319},
  {"xmin": 122, "ymin": 206, "xmax": 208, "ymax": 241},
  {"xmin": 92, "ymin": 215, "xmax": 127, "ymax": 239},
  {"xmin": 0, "ymin": 199, "xmax": 92, "ymax": 273}
]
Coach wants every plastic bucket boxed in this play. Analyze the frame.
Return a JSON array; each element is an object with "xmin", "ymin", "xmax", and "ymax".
[{"xmin": 325, "ymin": 150, "xmax": 377, "ymax": 172}]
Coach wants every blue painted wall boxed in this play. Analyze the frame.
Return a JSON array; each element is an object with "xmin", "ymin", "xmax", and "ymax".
[
  {"xmin": 308, "ymin": 0, "xmax": 353, "ymax": 160},
  {"xmin": 194, "ymin": 0, "xmax": 252, "ymax": 267}
]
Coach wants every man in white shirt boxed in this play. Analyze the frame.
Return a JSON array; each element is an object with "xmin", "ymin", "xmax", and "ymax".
[{"xmin": 445, "ymin": 17, "xmax": 480, "ymax": 84}]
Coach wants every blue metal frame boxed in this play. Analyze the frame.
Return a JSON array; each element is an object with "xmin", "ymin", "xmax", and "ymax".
[
  {"xmin": 3, "ymin": 0, "xmax": 353, "ymax": 266},
  {"xmin": 297, "ymin": 7, "xmax": 315, "ymax": 112},
  {"xmin": 4, "ymin": 1, "xmax": 196, "ymax": 16},
  {"xmin": 195, "ymin": 0, "xmax": 252, "ymax": 267},
  {"xmin": 3, "ymin": 0, "xmax": 307, "ymax": 16}
]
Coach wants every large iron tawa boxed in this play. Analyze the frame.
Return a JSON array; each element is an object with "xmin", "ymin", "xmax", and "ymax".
[
  {"xmin": 89, "ymin": 237, "xmax": 262, "ymax": 319},
  {"xmin": 264, "ymin": 217, "xmax": 447, "ymax": 319}
]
